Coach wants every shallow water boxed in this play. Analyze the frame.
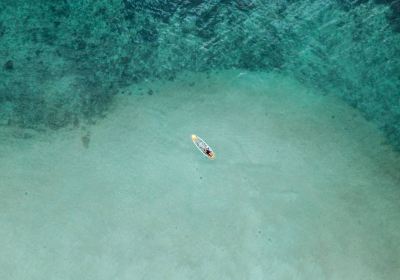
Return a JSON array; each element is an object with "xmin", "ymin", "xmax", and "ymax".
[
  {"xmin": 1, "ymin": 1, "xmax": 400, "ymax": 279},
  {"xmin": 1, "ymin": 71, "xmax": 400, "ymax": 279}
]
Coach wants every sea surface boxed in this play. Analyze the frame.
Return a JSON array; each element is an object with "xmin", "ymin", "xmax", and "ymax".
[{"xmin": 0, "ymin": 1, "xmax": 399, "ymax": 279}]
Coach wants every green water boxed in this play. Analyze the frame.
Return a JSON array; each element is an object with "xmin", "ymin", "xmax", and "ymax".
[
  {"xmin": 1, "ymin": 0, "xmax": 399, "ymax": 147},
  {"xmin": 0, "ymin": 1, "xmax": 400, "ymax": 279}
]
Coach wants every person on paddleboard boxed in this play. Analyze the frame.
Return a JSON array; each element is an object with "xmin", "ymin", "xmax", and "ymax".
[{"xmin": 192, "ymin": 134, "xmax": 216, "ymax": 159}]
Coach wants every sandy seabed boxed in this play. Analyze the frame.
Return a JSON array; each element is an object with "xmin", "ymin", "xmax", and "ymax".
[{"xmin": 0, "ymin": 71, "xmax": 399, "ymax": 279}]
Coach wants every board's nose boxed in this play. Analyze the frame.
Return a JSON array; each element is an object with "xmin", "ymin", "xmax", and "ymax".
[{"xmin": 191, "ymin": 134, "xmax": 197, "ymax": 141}]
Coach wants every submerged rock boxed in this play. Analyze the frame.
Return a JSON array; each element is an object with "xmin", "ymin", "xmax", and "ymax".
[{"xmin": 3, "ymin": 60, "xmax": 13, "ymax": 71}]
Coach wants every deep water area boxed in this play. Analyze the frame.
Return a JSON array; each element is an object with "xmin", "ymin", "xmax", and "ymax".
[{"xmin": 0, "ymin": 0, "xmax": 399, "ymax": 149}]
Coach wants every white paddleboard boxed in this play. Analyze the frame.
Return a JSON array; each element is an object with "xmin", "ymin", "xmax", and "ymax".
[{"xmin": 191, "ymin": 134, "xmax": 216, "ymax": 160}]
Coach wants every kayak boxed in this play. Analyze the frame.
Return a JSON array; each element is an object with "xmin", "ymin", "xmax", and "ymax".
[{"xmin": 191, "ymin": 134, "xmax": 216, "ymax": 160}]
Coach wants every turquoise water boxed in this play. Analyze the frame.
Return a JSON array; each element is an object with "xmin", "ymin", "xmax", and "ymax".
[
  {"xmin": 1, "ymin": 1, "xmax": 400, "ymax": 279},
  {"xmin": 1, "ymin": 0, "xmax": 399, "ymax": 146}
]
